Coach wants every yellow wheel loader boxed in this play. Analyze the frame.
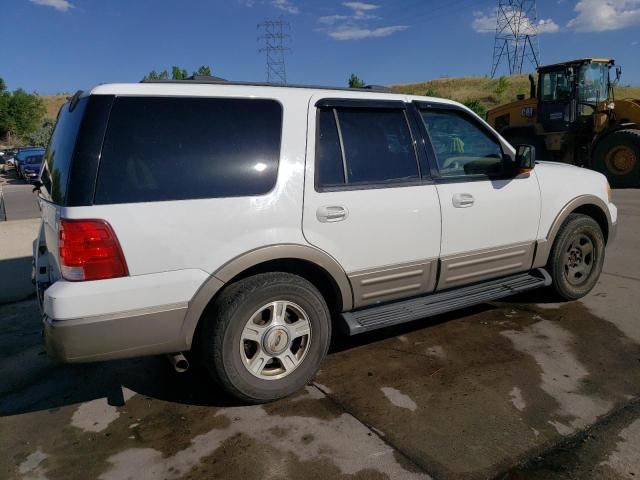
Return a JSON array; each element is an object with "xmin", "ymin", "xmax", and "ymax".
[{"xmin": 487, "ymin": 58, "xmax": 640, "ymax": 187}]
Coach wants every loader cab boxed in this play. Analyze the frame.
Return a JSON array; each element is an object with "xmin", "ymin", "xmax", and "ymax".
[{"xmin": 537, "ymin": 59, "xmax": 614, "ymax": 133}]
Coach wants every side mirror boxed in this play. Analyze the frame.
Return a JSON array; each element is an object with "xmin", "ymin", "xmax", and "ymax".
[{"xmin": 515, "ymin": 145, "xmax": 536, "ymax": 174}]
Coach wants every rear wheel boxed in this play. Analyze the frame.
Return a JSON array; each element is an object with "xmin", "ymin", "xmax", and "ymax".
[
  {"xmin": 593, "ymin": 129, "xmax": 640, "ymax": 188},
  {"xmin": 200, "ymin": 272, "xmax": 331, "ymax": 403},
  {"xmin": 547, "ymin": 214, "xmax": 605, "ymax": 300}
]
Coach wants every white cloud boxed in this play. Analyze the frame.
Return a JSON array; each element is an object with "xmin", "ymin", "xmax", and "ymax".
[
  {"xmin": 343, "ymin": 2, "xmax": 380, "ymax": 11},
  {"xmin": 29, "ymin": 0, "xmax": 73, "ymax": 11},
  {"xmin": 472, "ymin": 8, "xmax": 559, "ymax": 34},
  {"xmin": 318, "ymin": 2, "xmax": 405, "ymax": 40},
  {"xmin": 567, "ymin": 0, "xmax": 640, "ymax": 32},
  {"xmin": 272, "ymin": 0, "xmax": 299, "ymax": 14},
  {"xmin": 329, "ymin": 25, "xmax": 408, "ymax": 40},
  {"xmin": 318, "ymin": 15, "xmax": 350, "ymax": 25}
]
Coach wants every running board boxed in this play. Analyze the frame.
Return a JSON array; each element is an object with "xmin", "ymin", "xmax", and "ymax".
[{"xmin": 341, "ymin": 268, "xmax": 551, "ymax": 335}]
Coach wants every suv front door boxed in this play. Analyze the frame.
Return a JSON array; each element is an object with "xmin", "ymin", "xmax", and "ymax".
[
  {"xmin": 303, "ymin": 96, "xmax": 442, "ymax": 309},
  {"xmin": 415, "ymin": 102, "xmax": 541, "ymax": 290}
]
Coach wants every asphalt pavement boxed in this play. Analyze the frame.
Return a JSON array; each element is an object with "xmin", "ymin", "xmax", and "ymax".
[
  {"xmin": 0, "ymin": 168, "xmax": 40, "ymax": 221},
  {"xmin": 1, "ymin": 190, "xmax": 639, "ymax": 480}
]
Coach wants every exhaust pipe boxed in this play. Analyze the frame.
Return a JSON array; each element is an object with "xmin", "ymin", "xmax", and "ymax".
[{"xmin": 167, "ymin": 353, "xmax": 189, "ymax": 373}]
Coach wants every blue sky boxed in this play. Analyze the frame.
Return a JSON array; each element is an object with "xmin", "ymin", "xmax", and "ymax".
[{"xmin": 2, "ymin": 0, "xmax": 639, "ymax": 94}]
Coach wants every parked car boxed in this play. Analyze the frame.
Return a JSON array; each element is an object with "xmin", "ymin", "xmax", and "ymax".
[
  {"xmin": 21, "ymin": 154, "xmax": 43, "ymax": 183},
  {"xmin": 15, "ymin": 147, "xmax": 45, "ymax": 178},
  {"xmin": 1, "ymin": 148, "xmax": 17, "ymax": 168},
  {"xmin": 34, "ymin": 81, "xmax": 617, "ymax": 403}
]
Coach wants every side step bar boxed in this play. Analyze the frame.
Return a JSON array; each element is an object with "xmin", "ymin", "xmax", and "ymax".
[{"xmin": 341, "ymin": 268, "xmax": 551, "ymax": 335}]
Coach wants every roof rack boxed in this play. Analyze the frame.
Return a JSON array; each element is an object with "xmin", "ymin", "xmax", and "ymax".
[{"xmin": 138, "ymin": 77, "xmax": 397, "ymax": 94}]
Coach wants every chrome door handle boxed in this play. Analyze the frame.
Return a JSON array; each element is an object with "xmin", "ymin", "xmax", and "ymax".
[
  {"xmin": 317, "ymin": 205, "xmax": 348, "ymax": 223},
  {"xmin": 452, "ymin": 193, "xmax": 474, "ymax": 208}
]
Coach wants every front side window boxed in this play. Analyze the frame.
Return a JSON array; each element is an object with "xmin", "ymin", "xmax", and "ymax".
[
  {"xmin": 316, "ymin": 106, "xmax": 419, "ymax": 188},
  {"xmin": 95, "ymin": 97, "xmax": 282, "ymax": 204},
  {"xmin": 420, "ymin": 108, "xmax": 504, "ymax": 177}
]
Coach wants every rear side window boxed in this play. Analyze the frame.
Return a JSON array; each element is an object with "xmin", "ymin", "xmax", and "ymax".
[
  {"xmin": 94, "ymin": 97, "xmax": 282, "ymax": 204},
  {"xmin": 41, "ymin": 98, "xmax": 88, "ymax": 204},
  {"xmin": 316, "ymin": 106, "xmax": 419, "ymax": 189}
]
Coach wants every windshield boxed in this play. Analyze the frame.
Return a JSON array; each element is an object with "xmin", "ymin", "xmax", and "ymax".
[
  {"xmin": 26, "ymin": 155, "xmax": 43, "ymax": 165},
  {"xmin": 578, "ymin": 62, "xmax": 609, "ymax": 104},
  {"xmin": 17, "ymin": 149, "xmax": 44, "ymax": 161},
  {"xmin": 540, "ymin": 70, "xmax": 571, "ymax": 102}
]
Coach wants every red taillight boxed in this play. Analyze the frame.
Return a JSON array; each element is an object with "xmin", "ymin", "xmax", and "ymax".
[{"xmin": 59, "ymin": 219, "xmax": 128, "ymax": 281}]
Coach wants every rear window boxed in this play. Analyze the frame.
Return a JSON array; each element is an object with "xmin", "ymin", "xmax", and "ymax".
[
  {"xmin": 94, "ymin": 97, "xmax": 283, "ymax": 204},
  {"xmin": 41, "ymin": 99, "xmax": 88, "ymax": 204}
]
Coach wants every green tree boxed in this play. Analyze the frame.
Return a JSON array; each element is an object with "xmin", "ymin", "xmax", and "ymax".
[
  {"xmin": 192, "ymin": 65, "xmax": 212, "ymax": 77},
  {"xmin": 2, "ymin": 88, "xmax": 45, "ymax": 140},
  {"xmin": 494, "ymin": 76, "xmax": 510, "ymax": 100},
  {"xmin": 348, "ymin": 74, "xmax": 366, "ymax": 88},
  {"xmin": 143, "ymin": 65, "xmax": 213, "ymax": 81},
  {"xmin": 25, "ymin": 118, "xmax": 55, "ymax": 147},
  {"xmin": 0, "ymin": 78, "xmax": 10, "ymax": 138},
  {"xmin": 463, "ymin": 98, "xmax": 487, "ymax": 118},
  {"xmin": 142, "ymin": 69, "xmax": 169, "ymax": 81},
  {"xmin": 171, "ymin": 66, "xmax": 189, "ymax": 80}
]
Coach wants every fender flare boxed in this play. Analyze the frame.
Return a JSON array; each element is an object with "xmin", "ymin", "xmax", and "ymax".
[
  {"xmin": 180, "ymin": 244, "xmax": 354, "ymax": 348},
  {"xmin": 532, "ymin": 195, "xmax": 613, "ymax": 268}
]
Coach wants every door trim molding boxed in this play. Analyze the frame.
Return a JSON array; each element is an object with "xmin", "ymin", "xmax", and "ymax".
[
  {"xmin": 438, "ymin": 242, "xmax": 535, "ymax": 290},
  {"xmin": 348, "ymin": 259, "xmax": 437, "ymax": 308}
]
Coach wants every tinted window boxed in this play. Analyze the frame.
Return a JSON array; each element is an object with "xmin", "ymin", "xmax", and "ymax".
[
  {"xmin": 337, "ymin": 108, "xmax": 418, "ymax": 184},
  {"xmin": 421, "ymin": 108, "xmax": 503, "ymax": 177},
  {"xmin": 26, "ymin": 155, "xmax": 43, "ymax": 164},
  {"xmin": 316, "ymin": 109, "xmax": 345, "ymax": 187},
  {"xmin": 42, "ymin": 99, "xmax": 88, "ymax": 204},
  {"xmin": 95, "ymin": 97, "xmax": 282, "ymax": 204},
  {"xmin": 540, "ymin": 70, "xmax": 571, "ymax": 102}
]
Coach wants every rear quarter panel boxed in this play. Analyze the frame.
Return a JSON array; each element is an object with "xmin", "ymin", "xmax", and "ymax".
[{"xmin": 60, "ymin": 88, "xmax": 312, "ymax": 277}]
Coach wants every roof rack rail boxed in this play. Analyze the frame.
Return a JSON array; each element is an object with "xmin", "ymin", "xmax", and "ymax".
[
  {"xmin": 136, "ymin": 78, "xmax": 398, "ymax": 95},
  {"xmin": 363, "ymin": 85, "xmax": 393, "ymax": 92},
  {"xmin": 140, "ymin": 75, "xmax": 227, "ymax": 84}
]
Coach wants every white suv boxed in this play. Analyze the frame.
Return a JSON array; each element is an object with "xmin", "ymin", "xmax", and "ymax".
[{"xmin": 34, "ymin": 80, "xmax": 617, "ymax": 403}]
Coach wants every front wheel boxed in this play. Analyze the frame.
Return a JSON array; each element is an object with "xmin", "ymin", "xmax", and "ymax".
[
  {"xmin": 547, "ymin": 214, "xmax": 605, "ymax": 300},
  {"xmin": 200, "ymin": 272, "xmax": 331, "ymax": 403}
]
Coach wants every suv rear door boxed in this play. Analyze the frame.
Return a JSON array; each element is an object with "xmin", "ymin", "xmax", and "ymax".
[{"xmin": 303, "ymin": 96, "xmax": 442, "ymax": 309}]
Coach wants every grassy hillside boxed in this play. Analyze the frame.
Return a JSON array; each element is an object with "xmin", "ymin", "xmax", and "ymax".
[
  {"xmin": 391, "ymin": 75, "xmax": 640, "ymax": 112},
  {"xmin": 41, "ymin": 95, "xmax": 68, "ymax": 119},
  {"xmin": 39, "ymin": 78, "xmax": 639, "ymax": 120}
]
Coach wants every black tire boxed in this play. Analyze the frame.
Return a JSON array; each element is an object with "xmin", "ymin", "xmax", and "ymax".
[
  {"xmin": 200, "ymin": 272, "xmax": 331, "ymax": 404},
  {"xmin": 593, "ymin": 129, "xmax": 640, "ymax": 188},
  {"xmin": 547, "ymin": 214, "xmax": 605, "ymax": 301}
]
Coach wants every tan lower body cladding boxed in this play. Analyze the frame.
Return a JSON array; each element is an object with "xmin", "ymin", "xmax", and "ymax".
[
  {"xmin": 348, "ymin": 242, "xmax": 536, "ymax": 308},
  {"xmin": 438, "ymin": 242, "xmax": 535, "ymax": 290},
  {"xmin": 349, "ymin": 260, "xmax": 438, "ymax": 308}
]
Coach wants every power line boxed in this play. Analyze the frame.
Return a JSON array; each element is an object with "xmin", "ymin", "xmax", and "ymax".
[
  {"xmin": 490, "ymin": 0, "xmax": 540, "ymax": 77},
  {"xmin": 257, "ymin": 17, "xmax": 291, "ymax": 85}
]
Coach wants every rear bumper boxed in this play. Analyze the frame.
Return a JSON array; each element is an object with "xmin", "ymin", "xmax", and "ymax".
[
  {"xmin": 42, "ymin": 269, "xmax": 212, "ymax": 362},
  {"xmin": 44, "ymin": 305, "xmax": 189, "ymax": 362}
]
